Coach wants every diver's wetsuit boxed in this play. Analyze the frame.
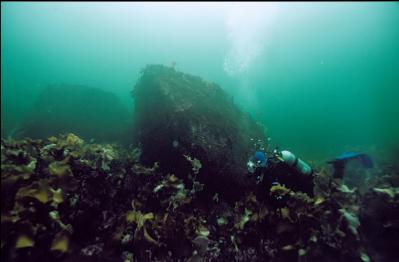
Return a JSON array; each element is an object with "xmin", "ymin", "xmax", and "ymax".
[{"xmin": 254, "ymin": 161, "xmax": 315, "ymax": 197}]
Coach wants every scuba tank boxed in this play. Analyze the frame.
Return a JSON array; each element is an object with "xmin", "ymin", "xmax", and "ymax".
[{"xmin": 280, "ymin": 150, "xmax": 313, "ymax": 176}]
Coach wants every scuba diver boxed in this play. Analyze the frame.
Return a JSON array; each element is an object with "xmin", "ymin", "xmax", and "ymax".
[
  {"xmin": 246, "ymin": 138, "xmax": 373, "ymax": 199},
  {"xmin": 247, "ymin": 147, "xmax": 315, "ymax": 197}
]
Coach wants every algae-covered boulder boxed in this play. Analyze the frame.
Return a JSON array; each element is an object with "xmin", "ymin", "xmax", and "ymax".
[
  {"xmin": 18, "ymin": 85, "xmax": 131, "ymax": 142},
  {"xmin": 1, "ymin": 134, "xmax": 382, "ymax": 262},
  {"xmin": 132, "ymin": 65, "xmax": 266, "ymax": 196}
]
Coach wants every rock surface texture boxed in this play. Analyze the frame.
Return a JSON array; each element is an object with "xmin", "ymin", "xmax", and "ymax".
[{"xmin": 132, "ymin": 65, "xmax": 266, "ymax": 197}]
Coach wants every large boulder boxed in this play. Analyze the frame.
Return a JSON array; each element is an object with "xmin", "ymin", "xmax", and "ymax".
[
  {"xmin": 18, "ymin": 84, "xmax": 131, "ymax": 142},
  {"xmin": 132, "ymin": 65, "xmax": 266, "ymax": 198}
]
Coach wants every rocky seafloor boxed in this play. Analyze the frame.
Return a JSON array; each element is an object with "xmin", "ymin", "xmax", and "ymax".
[{"xmin": 1, "ymin": 133, "xmax": 398, "ymax": 262}]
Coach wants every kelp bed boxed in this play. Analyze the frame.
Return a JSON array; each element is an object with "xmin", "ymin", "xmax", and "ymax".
[{"xmin": 1, "ymin": 134, "xmax": 398, "ymax": 262}]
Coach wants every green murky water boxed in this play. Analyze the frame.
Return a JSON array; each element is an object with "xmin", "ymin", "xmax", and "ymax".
[{"xmin": 2, "ymin": 2, "xmax": 399, "ymax": 162}]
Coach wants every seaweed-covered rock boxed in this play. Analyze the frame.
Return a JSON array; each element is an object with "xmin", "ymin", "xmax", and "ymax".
[
  {"xmin": 359, "ymin": 170, "xmax": 399, "ymax": 262},
  {"xmin": 131, "ymin": 65, "xmax": 266, "ymax": 197},
  {"xmin": 17, "ymin": 85, "xmax": 131, "ymax": 142},
  {"xmin": 2, "ymin": 134, "xmax": 394, "ymax": 262}
]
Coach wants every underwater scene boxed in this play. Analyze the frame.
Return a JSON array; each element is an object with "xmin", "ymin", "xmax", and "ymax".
[{"xmin": 1, "ymin": 2, "xmax": 399, "ymax": 262}]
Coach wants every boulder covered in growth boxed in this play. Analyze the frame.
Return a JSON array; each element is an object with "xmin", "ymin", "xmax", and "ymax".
[
  {"xmin": 132, "ymin": 65, "xmax": 266, "ymax": 197},
  {"xmin": 18, "ymin": 85, "xmax": 131, "ymax": 142},
  {"xmin": 1, "ymin": 134, "xmax": 378, "ymax": 262}
]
